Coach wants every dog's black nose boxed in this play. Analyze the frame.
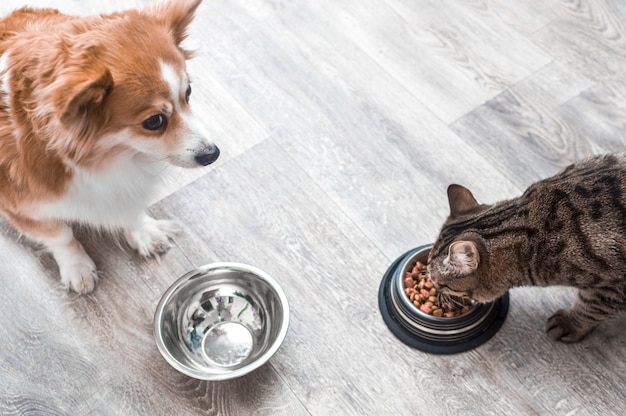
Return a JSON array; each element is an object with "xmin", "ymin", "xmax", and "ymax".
[{"xmin": 195, "ymin": 144, "xmax": 220, "ymax": 166}]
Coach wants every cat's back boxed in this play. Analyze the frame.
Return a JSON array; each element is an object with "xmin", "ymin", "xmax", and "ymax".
[
  {"xmin": 523, "ymin": 153, "xmax": 626, "ymax": 207},
  {"xmin": 521, "ymin": 153, "xmax": 626, "ymax": 278}
]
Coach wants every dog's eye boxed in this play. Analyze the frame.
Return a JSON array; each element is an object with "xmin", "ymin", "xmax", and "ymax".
[
  {"xmin": 142, "ymin": 114, "xmax": 167, "ymax": 131},
  {"xmin": 185, "ymin": 85, "xmax": 192, "ymax": 103}
]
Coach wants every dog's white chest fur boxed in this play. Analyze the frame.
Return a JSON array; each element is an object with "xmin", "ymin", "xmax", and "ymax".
[{"xmin": 30, "ymin": 153, "xmax": 165, "ymax": 228}]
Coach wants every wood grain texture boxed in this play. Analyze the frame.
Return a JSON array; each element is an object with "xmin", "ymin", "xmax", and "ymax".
[
  {"xmin": 532, "ymin": 0, "xmax": 626, "ymax": 82},
  {"xmin": 1, "ymin": 0, "xmax": 625, "ymax": 415}
]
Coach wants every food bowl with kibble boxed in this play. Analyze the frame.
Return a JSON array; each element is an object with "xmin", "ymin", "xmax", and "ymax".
[
  {"xmin": 154, "ymin": 263, "xmax": 290, "ymax": 380},
  {"xmin": 378, "ymin": 244, "xmax": 509, "ymax": 354}
]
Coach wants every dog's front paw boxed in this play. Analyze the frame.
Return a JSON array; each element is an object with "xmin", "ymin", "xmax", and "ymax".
[
  {"xmin": 58, "ymin": 253, "xmax": 99, "ymax": 294},
  {"xmin": 125, "ymin": 218, "xmax": 180, "ymax": 257}
]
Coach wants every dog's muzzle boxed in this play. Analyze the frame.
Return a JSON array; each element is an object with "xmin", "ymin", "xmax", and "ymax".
[{"xmin": 195, "ymin": 144, "xmax": 220, "ymax": 166}]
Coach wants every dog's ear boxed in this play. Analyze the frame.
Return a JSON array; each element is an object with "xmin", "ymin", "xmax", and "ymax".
[
  {"xmin": 149, "ymin": 0, "xmax": 202, "ymax": 54},
  {"xmin": 59, "ymin": 68, "xmax": 114, "ymax": 126}
]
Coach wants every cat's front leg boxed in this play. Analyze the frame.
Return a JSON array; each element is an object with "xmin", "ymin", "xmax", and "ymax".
[
  {"xmin": 545, "ymin": 289, "xmax": 621, "ymax": 342},
  {"xmin": 124, "ymin": 214, "xmax": 181, "ymax": 257}
]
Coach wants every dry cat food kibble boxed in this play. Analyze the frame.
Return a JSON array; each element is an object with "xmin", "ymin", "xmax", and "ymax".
[{"xmin": 403, "ymin": 261, "xmax": 472, "ymax": 318}]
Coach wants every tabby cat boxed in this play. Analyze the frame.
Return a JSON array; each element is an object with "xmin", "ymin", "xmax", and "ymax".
[{"xmin": 427, "ymin": 153, "xmax": 626, "ymax": 342}]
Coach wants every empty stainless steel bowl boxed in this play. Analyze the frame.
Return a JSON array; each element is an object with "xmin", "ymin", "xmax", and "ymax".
[
  {"xmin": 379, "ymin": 244, "xmax": 509, "ymax": 354},
  {"xmin": 154, "ymin": 263, "xmax": 290, "ymax": 380}
]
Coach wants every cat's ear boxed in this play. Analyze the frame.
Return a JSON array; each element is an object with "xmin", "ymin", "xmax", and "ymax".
[
  {"xmin": 448, "ymin": 240, "xmax": 480, "ymax": 274},
  {"xmin": 447, "ymin": 184, "xmax": 479, "ymax": 216}
]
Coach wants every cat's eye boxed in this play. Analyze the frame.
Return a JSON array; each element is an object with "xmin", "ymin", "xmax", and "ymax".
[
  {"xmin": 142, "ymin": 114, "xmax": 167, "ymax": 131},
  {"xmin": 185, "ymin": 85, "xmax": 192, "ymax": 104},
  {"xmin": 440, "ymin": 279, "xmax": 472, "ymax": 296}
]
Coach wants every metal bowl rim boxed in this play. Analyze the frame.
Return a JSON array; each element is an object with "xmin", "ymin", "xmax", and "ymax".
[{"xmin": 153, "ymin": 262, "xmax": 290, "ymax": 381}]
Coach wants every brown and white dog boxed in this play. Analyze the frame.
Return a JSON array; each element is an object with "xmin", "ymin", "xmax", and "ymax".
[{"xmin": 0, "ymin": 0, "xmax": 219, "ymax": 293}]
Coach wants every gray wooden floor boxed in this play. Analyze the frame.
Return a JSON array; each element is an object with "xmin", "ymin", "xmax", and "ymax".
[{"xmin": 1, "ymin": 0, "xmax": 625, "ymax": 415}]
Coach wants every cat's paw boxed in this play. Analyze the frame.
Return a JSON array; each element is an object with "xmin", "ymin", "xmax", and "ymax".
[
  {"xmin": 58, "ymin": 252, "xmax": 99, "ymax": 294},
  {"xmin": 125, "ymin": 218, "xmax": 180, "ymax": 257},
  {"xmin": 545, "ymin": 309, "xmax": 591, "ymax": 343}
]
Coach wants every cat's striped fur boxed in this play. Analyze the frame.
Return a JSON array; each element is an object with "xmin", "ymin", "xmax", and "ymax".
[{"xmin": 427, "ymin": 153, "xmax": 626, "ymax": 342}]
